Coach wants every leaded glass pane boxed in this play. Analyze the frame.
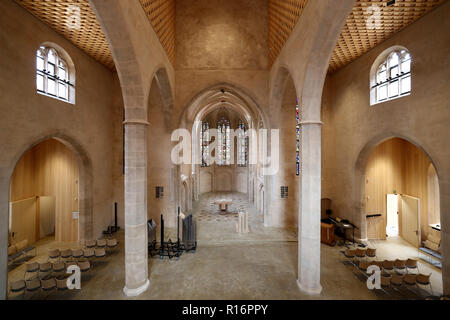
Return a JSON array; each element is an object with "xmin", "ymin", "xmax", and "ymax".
[
  {"xmin": 400, "ymin": 75, "xmax": 411, "ymax": 94},
  {"xmin": 36, "ymin": 73, "xmax": 44, "ymax": 91},
  {"xmin": 47, "ymin": 78, "xmax": 56, "ymax": 95},
  {"xmin": 388, "ymin": 80, "xmax": 399, "ymax": 98},
  {"xmin": 58, "ymin": 82, "xmax": 68, "ymax": 99},
  {"xmin": 36, "ymin": 56, "xmax": 44, "ymax": 71},
  {"xmin": 377, "ymin": 84, "xmax": 387, "ymax": 101}
]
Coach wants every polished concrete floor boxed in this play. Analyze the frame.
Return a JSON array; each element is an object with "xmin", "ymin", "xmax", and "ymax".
[{"xmin": 7, "ymin": 192, "xmax": 443, "ymax": 300}]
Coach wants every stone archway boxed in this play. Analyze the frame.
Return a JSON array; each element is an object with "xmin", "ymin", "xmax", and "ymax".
[
  {"xmin": 90, "ymin": 0, "xmax": 176, "ymax": 297},
  {"xmin": 354, "ymin": 133, "xmax": 448, "ymax": 293},
  {"xmin": 1, "ymin": 133, "xmax": 93, "ymax": 299},
  {"xmin": 179, "ymin": 82, "xmax": 269, "ymax": 218},
  {"xmin": 269, "ymin": 0, "xmax": 356, "ymax": 295},
  {"xmin": 354, "ymin": 133, "xmax": 442, "ymax": 241}
]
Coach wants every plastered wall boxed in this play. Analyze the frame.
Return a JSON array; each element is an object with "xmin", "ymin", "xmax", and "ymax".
[{"xmin": 0, "ymin": 1, "xmax": 124, "ymax": 297}]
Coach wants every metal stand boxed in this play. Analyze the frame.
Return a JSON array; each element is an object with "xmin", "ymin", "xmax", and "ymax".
[
  {"xmin": 103, "ymin": 202, "xmax": 121, "ymax": 236},
  {"xmin": 148, "ymin": 208, "xmax": 197, "ymax": 260}
]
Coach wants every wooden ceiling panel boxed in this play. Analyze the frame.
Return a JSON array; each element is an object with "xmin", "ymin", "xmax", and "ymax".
[
  {"xmin": 14, "ymin": 1, "xmax": 447, "ymax": 74},
  {"xmin": 139, "ymin": 0, "xmax": 175, "ymax": 65},
  {"xmin": 15, "ymin": 0, "xmax": 177, "ymax": 70},
  {"xmin": 268, "ymin": 0, "xmax": 309, "ymax": 66},
  {"xmin": 14, "ymin": 0, "xmax": 115, "ymax": 70},
  {"xmin": 268, "ymin": 0, "xmax": 446, "ymax": 73},
  {"xmin": 329, "ymin": 0, "xmax": 447, "ymax": 73}
]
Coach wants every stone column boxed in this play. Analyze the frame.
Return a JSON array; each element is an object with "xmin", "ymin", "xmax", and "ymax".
[
  {"xmin": 123, "ymin": 120, "xmax": 150, "ymax": 297},
  {"xmin": 0, "ymin": 169, "xmax": 8, "ymax": 300},
  {"xmin": 297, "ymin": 121, "xmax": 323, "ymax": 295},
  {"xmin": 441, "ymin": 174, "xmax": 450, "ymax": 295}
]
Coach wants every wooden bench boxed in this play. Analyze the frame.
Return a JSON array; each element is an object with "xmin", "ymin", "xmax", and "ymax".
[
  {"xmin": 418, "ymin": 247, "xmax": 441, "ymax": 269},
  {"xmin": 8, "ymin": 239, "xmax": 36, "ymax": 267}
]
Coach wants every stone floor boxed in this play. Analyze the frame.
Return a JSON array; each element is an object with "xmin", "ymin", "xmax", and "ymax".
[
  {"xmin": 6, "ymin": 192, "xmax": 443, "ymax": 300},
  {"xmin": 192, "ymin": 192, "xmax": 297, "ymax": 244}
]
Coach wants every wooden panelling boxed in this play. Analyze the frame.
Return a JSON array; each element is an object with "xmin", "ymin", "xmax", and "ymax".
[
  {"xmin": 10, "ymin": 197, "xmax": 37, "ymax": 245},
  {"xmin": 10, "ymin": 150, "xmax": 35, "ymax": 202},
  {"xmin": 9, "ymin": 139, "xmax": 79, "ymax": 242},
  {"xmin": 366, "ymin": 215, "xmax": 385, "ymax": 240},
  {"xmin": 365, "ymin": 138, "xmax": 437, "ymax": 241},
  {"xmin": 402, "ymin": 140, "xmax": 432, "ymax": 241},
  {"xmin": 365, "ymin": 137, "xmax": 403, "ymax": 239},
  {"xmin": 427, "ymin": 164, "xmax": 440, "ymax": 225}
]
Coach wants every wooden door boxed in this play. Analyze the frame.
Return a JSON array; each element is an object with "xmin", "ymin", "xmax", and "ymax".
[{"xmin": 400, "ymin": 195, "xmax": 421, "ymax": 247}]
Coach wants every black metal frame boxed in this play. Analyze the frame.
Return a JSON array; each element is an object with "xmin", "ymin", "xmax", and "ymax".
[{"xmin": 148, "ymin": 208, "xmax": 197, "ymax": 260}]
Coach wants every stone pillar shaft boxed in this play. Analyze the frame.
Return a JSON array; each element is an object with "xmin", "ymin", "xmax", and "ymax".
[
  {"xmin": 441, "ymin": 176, "xmax": 450, "ymax": 295},
  {"xmin": 123, "ymin": 121, "xmax": 150, "ymax": 297},
  {"xmin": 297, "ymin": 122, "xmax": 322, "ymax": 295}
]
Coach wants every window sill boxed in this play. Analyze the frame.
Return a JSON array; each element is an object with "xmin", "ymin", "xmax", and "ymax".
[
  {"xmin": 370, "ymin": 92, "xmax": 411, "ymax": 106},
  {"xmin": 37, "ymin": 91, "xmax": 74, "ymax": 105}
]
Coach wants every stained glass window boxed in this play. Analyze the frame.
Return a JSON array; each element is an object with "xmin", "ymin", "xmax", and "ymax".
[
  {"xmin": 296, "ymin": 100, "xmax": 301, "ymax": 176},
  {"xmin": 217, "ymin": 118, "xmax": 231, "ymax": 166},
  {"xmin": 201, "ymin": 121, "xmax": 210, "ymax": 167},
  {"xmin": 36, "ymin": 46, "xmax": 73, "ymax": 102},
  {"xmin": 237, "ymin": 119, "xmax": 248, "ymax": 167}
]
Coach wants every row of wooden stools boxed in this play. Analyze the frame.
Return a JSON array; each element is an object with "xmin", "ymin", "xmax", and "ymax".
[
  {"xmin": 344, "ymin": 248, "xmax": 433, "ymax": 295},
  {"xmin": 8, "ymin": 238, "xmax": 119, "ymax": 298}
]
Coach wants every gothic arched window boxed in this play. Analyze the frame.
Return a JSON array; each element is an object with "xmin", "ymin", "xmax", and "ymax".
[
  {"xmin": 237, "ymin": 119, "xmax": 248, "ymax": 167},
  {"xmin": 371, "ymin": 48, "xmax": 411, "ymax": 105},
  {"xmin": 201, "ymin": 121, "xmax": 210, "ymax": 167},
  {"xmin": 296, "ymin": 100, "xmax": 301, "ymax": 176},
  {"xmin": 217, "ymin": 118, "xmax": 231, "ymax": 166},
  {"xmin": 36, "ymin": 46, "xmax": 74, "ymax": 102}
]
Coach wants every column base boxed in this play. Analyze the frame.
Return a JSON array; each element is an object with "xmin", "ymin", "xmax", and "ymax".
[
  {"xmin": 123, "ymin": 279, "xmax": 150, "ymax": 297},
  {"xmin": 297, "ymin": 279, "xmax": 322, "ymax": 295}
]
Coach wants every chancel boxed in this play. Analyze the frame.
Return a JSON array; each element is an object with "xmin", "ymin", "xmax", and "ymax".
[{"xmin": 0, "ymin": 0, "xmax": 449, "ymax": 302}]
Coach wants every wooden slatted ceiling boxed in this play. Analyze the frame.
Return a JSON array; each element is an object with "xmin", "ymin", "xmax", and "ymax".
[
  {"xmin": 14, "ymin": 0, "xmax": 115, "ymax": 70},
  {"xmin": 330, "ymin": 0, "xmax": 447, "ymax": 73},
  {"xmin": 15, "ymin": 0, "xmax": 176, "ymax": 70},
  {"xmin": 268, "ymin": 0, "xmax": 308, "ymax": 66},
  {"xmin": 268, "ymin": 0, "xmax": 446, "ymax": 72},
  {"xmin": 15, "ymin": 0, "xmax": 446, "ymax": 74},
  {"xmin": 139, "ymin": 0, "xmax": 176, "ymax": 65}
]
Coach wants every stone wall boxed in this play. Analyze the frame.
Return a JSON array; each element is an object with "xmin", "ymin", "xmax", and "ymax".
[
  {"xmin": 175, "ymin": 0, "xmax": 268, "ymax": 70},
  {"xmin": 321, "ymin": 1, "xmax": 450, "ymax": 294},
  {"xmin": 0, "ymin": 0, "xmax": 123, "ymax": 298}
]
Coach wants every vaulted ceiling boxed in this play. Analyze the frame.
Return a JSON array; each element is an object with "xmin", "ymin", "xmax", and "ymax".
[{"xmin": 14, "ymin": 0, "xmax": 447, "ymax": 73}]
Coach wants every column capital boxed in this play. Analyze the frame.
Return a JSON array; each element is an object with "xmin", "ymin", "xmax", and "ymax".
[
  {"xmin": 299, "ymin": 120, "xmax": 323, "ymax": 126},
  {"xmin": 123, "ymin": 119, "xmax": 150, "ymax": 126}
]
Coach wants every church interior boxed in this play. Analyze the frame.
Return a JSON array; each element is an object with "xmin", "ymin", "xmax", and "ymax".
[{"xmin": 1, "ymin": 0, "xmax": 449, "ymax": 301}]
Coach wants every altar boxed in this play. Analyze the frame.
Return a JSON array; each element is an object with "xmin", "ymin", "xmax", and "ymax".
[{"xmin": 214, "ymin": 199, "xmax": 233, "ymax": 213}]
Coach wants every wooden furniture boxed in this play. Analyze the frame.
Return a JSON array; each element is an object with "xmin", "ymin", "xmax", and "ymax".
[
  {"xmin": 320, "ymin": 223, "xmax": 335, "ymax": 246},
  {"xmin": 214, "ymin": 199, "xmax": 233, "ymax": 212},
  {"xmin": 419, "ymin": 225, "xmax": 442, "ymax": 268}
]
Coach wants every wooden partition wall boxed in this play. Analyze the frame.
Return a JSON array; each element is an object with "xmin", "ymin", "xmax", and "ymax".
[
  {"xmin": 10, "ymin": 139, "xmax": 79, "ymax": 242},
  {"xmin": 365, "ymin": 138, "xmax": 439, "ymax": 241}
]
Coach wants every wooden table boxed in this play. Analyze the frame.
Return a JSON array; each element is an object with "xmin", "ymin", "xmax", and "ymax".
[{"xmin": 214, "ymin": 199, "xmax": 233, "ymax": 213}]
